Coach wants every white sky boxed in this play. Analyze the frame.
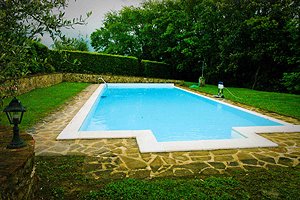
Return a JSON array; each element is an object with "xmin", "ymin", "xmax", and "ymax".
[{"xmin": 41, "ymin": 0, "xmax": 144, "ymax": 48}]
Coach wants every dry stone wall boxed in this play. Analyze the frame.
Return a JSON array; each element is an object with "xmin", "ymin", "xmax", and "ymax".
[
  {"xmin": 12, "ymin": 73, "xmax": 63, "ymax": 95},
  {"xmin": 7, "ymin": 73, "xmax": 182, "ymax": 96},
  {"xmin": 63, "ymin": 73, "xmax": 182, "ymax": 84}
]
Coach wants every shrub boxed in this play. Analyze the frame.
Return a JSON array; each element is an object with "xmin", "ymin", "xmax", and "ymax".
[
  {"xmin": 50, "ymin": 50, "xmax": 177, "ymax": 79},
  {"xmin": 282, "ymin": 72, "xmax": 300, "ymax": 94},
  {"xmin": 52, "ymin": 37, "xmax": 89, "ymax": 51},
  {"xmin": 142, "ymin": 60, "xmax": 174, "ymax": 79},
  {"xmin": 27, "ymin": 40, "xmax": 55, "ymax": 74},
  {"xmin": 51, "ymin": 50, "xmax": 140, "ymax": 76}
]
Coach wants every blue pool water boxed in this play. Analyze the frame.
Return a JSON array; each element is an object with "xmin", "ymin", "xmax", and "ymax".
[{"xmin": 80, "ymin": 85, "xmax": 283, "ymax": 142}]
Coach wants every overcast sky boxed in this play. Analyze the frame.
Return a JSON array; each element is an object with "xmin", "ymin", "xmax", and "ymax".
[{"xmin": 41, "ymin": 0, "xmax": 144, "ymax": 48}]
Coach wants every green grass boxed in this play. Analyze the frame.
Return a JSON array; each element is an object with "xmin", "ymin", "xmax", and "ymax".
[
  {"xmin": 96, "ymin": 177, "xmax": 249, "ymax": 200},
  {"xmin": 184, "ymin": 82, "xmax": 300, "ymax": 120},
  {"xmin": 35, "ymin": 156, "xmax": 300, "ymax": 200},
  {"xmin": 0, "ymin": 82, "xmax": 90, "ymax": 130},
  {"xmin": 36, "ymin": 156, "xmax": 103, "ymax": 200}
]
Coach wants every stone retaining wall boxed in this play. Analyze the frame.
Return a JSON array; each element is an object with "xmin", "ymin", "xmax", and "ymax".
[
  {"xmin": 7, "ymin": 73, "xmax": 182, "ymax": 96},
  {"xmin": 63, "ymin": 73, "xmax": 183, "ymax": 84},
  {"xmin": 0, "ymin": 126, "xmax": 37, "ymax": 200},
  {"xmin": 15, "ymin": 73, "xmax": 63, "ymax": 95}
]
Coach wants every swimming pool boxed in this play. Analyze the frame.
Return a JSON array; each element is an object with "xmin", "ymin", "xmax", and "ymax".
[{"xmin": 57, "ymin": 83, "xmax": 300, "ymax": 152}]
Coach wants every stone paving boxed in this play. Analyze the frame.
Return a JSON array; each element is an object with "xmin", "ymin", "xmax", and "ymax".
[{"xmin": 28, "ymin": 84, "xmax": 300, "ymax": 179}]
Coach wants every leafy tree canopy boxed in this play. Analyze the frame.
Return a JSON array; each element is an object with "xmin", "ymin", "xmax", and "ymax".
[
  {"xmin": 52, "ymin": 36, "xmax": 90, "ymax": 51},
  {"xmin": 0, "ymin": 0, "xmax": 91, "ymax": 97},
  {"xmin": 91, "ymin": 0, "xmax": 299, "ymax": 92}
]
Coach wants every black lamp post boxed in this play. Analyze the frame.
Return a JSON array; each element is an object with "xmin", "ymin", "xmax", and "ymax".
[{"xmin": 3, "ymin": 97, "xmax": 26, "ymax": 149}]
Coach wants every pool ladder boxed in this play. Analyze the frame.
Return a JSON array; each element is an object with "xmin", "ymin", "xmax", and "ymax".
[
  {"xmin": 98, "ymin": 77, "xmax": 109, "ymax": 96},
  {"xmin": 98, "ymin": 77, "xmax": 108, "ymax": 89}
]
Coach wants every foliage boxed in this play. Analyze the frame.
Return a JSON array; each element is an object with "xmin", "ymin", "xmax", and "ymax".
[
  {"xmin": 91, "ymin": 7, "xmax": 145, "ymax": 59},
  {"xmin": 50, "ymin": 50, "xmax": 173, "ymax": 78},
  {"xmin": 0, "ymin": 0, "xmax": 91, "ymax": 97},
  {"xmin": 51, "ymin": 50, "xmax": 140, "ymax": 76},
  {"xmin": 184, "ymin": 82, "xmax": 300, "ymax": 119},
  {"xmin": 282, "ymin": 72, "xmax": 300, "ymax": 94},
  {"xmin": 142, "ymin": 60, "xmax": 174, "ymax": 79},
  {"xmin": 52, "ymin": 36, "xmax": 90, "ymax": 52},
  {"xmin": 90, "ymin": 0, "xmax": 299, "ymax": 92},
  {"xmin": 26, "ymin": 40, "xmax": 56, "ymax": 74},
  {"xmin": 0, "ymin": 82, "xmax": 90, "ymax": 128}
]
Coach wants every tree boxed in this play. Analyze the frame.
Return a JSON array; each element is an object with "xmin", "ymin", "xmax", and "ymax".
[
  {"xmin": 90, "ymin": 0, "xmax": 299, "ymax": 92},
  {"xmin": 91, "ymin": 7, "xmax": 146, "ymax": 59},
  {"xmin": 52, "ymin": 36, "xmax": 90, "ymax": 51},
  {"xmin": 0, "ymin": 0, "xmax": 91, "ymax": 98},
  {"xmin": 217, "ymin": 0, "xmax": 299, "ymax": 90}
]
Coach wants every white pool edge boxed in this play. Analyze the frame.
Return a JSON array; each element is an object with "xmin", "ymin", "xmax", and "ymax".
[{"xmin": 57, "ymin": 83, "xmax": 300, "ymax": 153}]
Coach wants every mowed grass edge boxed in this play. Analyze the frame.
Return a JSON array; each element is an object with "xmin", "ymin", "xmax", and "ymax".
[
  {"xmin": 183, "ymin": 82, "xmax": 300, "ymax": 120},
  {"xmin": 0, "ymin": 82, "xmax": 90, "ymax": 130}
]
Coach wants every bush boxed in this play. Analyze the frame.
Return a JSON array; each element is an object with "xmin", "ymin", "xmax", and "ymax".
[
  {"xmin": 51, "ymin": 50, "xmax": 141, "ymax": 76},
  {"xmin": 142, "ymin": 60, "xmax": 174, "ymax": 79},
  {"xmin": 27, "ymin": 40, "xmax": 55, "ymax": 74},
  {"xmin": 282, "ymin": 72, "xmax": 300, "ymax": 94},
  {"xmin": 52, "ymin": 37, "xmax": 89, "ymax": 51},
  {"xmin": 50, "ymin": 50, "xmax": 176, "ymax": 79}
]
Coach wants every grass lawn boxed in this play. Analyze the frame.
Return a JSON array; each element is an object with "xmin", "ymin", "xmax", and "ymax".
[
  {"xmin": 0, "ymin": 82, "xmax": 90, "ymax": 130},
  {"xmin": 183, "ymin": 82, "xmax": 300, "ymax": 120},
  {"xmin": 35, "ymin": 156, "xmax": 300, "ymax": 200}
]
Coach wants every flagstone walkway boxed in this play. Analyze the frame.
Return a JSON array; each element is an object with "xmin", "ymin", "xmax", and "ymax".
[{"xmin": 28, "ymin": 84, "xmax": 300, "ymax": 179}]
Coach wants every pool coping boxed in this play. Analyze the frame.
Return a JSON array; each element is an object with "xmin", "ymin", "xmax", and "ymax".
[{"xmin": 57, "ymin": 83, "xmax": 300, "ymax": 153}]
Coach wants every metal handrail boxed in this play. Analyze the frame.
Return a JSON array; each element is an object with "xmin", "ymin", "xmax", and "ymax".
[{"xmin": 98, "ymin": 77, "xmax": 108, "ymax": 88}]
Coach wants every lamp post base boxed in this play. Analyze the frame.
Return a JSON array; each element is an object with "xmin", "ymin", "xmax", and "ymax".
[
  {"xmin": 7, "ymin": 139, "xmax": 27, "ymax": 149},
  {"xmin": 7, "ymin": 124, "xmax": 27, "ymax": 149}
]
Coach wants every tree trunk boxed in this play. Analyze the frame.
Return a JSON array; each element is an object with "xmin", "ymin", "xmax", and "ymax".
[{"xmin": 252, "ymin": 65, "xmax": 261, "ymax": 90}]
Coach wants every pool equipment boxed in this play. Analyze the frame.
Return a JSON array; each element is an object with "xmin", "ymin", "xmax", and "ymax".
[
  {"xmin": 189, "ymin": 85, "xmax": 199, "ymax": 89},
  {"xmin": 214, "ymin": 81, "xmax": 224, "ymax": 98},
  {"xmin": 198, "ymin": 61, "xmax": 206, "ymax": 87},
  {"xmin": 98, "ymin": 77, "xmax": 108, "ymax": 88},
  {"xmin": 198, "ymin": 76, "xmax": 205, "ymax": 87},
  {"xmin": 98, "ymin": 77, "xmax": 109, "ymax": 97},
  {"xmin": 225, "ymin": 87, "xmax": 242, "ymax": 99}
]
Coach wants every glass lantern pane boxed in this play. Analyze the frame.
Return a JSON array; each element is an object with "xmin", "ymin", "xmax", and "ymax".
[
  {"xmin": 5, "ymin": 111, "xmax": 21, "ymax": 124},
  {"xmin": 13, "ymin": 112, "xmax": 20, "ymax": 119},
  {"xmin": 6, "ymin": 112, "xmax": 13, "ymax": 124},
  {"xmin": 13, "ymin": 112, "xmax": 21, "ymax": 123}
]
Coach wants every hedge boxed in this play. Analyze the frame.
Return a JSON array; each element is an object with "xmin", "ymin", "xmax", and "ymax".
[
  {"xmin": 142, "ymin": 60, "xmax": 174, "ymax": 79},
  {"xmin": 49, "ymin": 50, "xmax": 176, "ymax": 79},
  {"xmin": 50, "ymin": 50, "xmax": 141, "ymax": 76},
  {"xmin": 26, "ymin": 40, "xmax": 55, "ymax": 74}
]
